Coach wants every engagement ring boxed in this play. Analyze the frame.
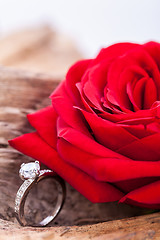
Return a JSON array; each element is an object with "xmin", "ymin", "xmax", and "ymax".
[{"xmin": 15, "ymin": 161, "xmax": 66, "ymax": 227}]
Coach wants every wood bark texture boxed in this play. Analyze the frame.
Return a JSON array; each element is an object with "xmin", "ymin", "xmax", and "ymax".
[{"xmin": 0, "ymin": 26, "xmax": 160, "ymax": 240}]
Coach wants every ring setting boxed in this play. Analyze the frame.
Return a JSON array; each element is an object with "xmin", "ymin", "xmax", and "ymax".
[
  {"xmin": 19, "ymin": 161, "xmax": 40, "ymax": 180},
  {"xmin": 15, "ymin": 160, "xmax": 66, "ymax": 227}
]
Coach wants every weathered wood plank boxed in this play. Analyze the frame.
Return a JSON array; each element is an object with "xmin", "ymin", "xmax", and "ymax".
[{"xmin": 0, "ymin": 212, "xmax": 160, "ymax": 239}]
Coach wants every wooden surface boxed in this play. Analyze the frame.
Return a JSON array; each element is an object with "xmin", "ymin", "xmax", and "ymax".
[
  {"xmin": 0, "ymin": 26, "xmax": 160, "ymax": 239},
  {"xmin": 0, "ymin": 211, "xmax": 160, "ymax": 239}
]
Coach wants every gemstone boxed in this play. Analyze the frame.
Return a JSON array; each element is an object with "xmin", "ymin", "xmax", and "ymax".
[{"xmin": 19, "ymin": 161, "xmax": 40, "ymax": 180}]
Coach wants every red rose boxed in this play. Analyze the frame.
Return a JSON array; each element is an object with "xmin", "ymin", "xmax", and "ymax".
[{"xmin": 9, "ymin": 42, "xmax": 160, "ymax": 208}]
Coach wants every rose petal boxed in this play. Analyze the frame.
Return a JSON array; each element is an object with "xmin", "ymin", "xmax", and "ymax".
[
  {"xmin": 82, "ymin": 60, "xmax": 110, "ymax": 109},
  {"xmin": 132, "ymin": 77, "xmax": 146, "ymax": 109},
  {"xmin": 56, "ymin": 121, "xmax": 160, "ymax": 182},
  {"xmin": 117, "ymin": 117, "xmax": 155, "ymax": 126},
  {"xmin": 117, "ymin": 131, "xmax": 160, "ymax": 161},
  {"xmin": 144, "ymin": 41, "xmax": 160, "ymax": 70},
  {"xmin": 50, "ymin": 82, "xmax": 91, "ymax": 137},
  {"xmin": 119, "ymin": 180, "xmax": 160, "ymax": 208},
  {"xmin": 9, "ymin": 133, "xmax": 123, "ymax": 203},
  {"xmin": 100, "ymin": 97, "xmax": 160, "ymax": 124},
  {"xmin": 81, "ymin": 109, "xmax": 138, "ymax": 151},
  {"xmin": 94, "ymin": 42, "xmax": 139, "ymax": 63},
  {"xmin": 126, "ymin": 81, "xmax": 139, "ymax": 111},
  {"xmin": 121, "ymin": 124, "xmax": 155, "ymax": 139},
  {"xmin": 117, "ymin": 65, "xmax": 148, "ymax": 110},
  {"xmin": 107, "ymin": 46, "xmax": 160, "ymax": 110},
  {"xmin": 115, "ymin": 177, "xmax": 160, "ymax": 193},
  {"xmin": 57, "ymin": 137, "xmax": 160, "ymax": 183},
  {"xmin": 65, "ymin": 59, "xmax": 92, "ymax": 103},
  {"xmin": 143, "ymin": 77, "xmax": 157, "ymax": 109},
  {"xmin": 76, "ymin": 82, "xmax": 96, "ymax": 112},
  {"xmin": 57, "ymin": 116, "xmax": 126, "ymax": 159},
  {"xmin": 27, "ymin": 106, "xmax": 57, "ymax": 148}
]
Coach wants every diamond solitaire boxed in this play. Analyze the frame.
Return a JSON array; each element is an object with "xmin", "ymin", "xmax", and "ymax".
[{"xmin": 19, "ymin": 161, "xmax": 40, "ymax": 180}]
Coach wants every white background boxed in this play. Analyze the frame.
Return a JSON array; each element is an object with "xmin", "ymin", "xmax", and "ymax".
[{"xmin": 0, "ymin": 0, "xmax": 159, "ymax": 57}]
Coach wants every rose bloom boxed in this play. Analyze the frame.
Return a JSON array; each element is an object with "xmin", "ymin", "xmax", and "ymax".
[{"xmin": 9, "ymin": 42, "xmax": 160, "ymax": 208}]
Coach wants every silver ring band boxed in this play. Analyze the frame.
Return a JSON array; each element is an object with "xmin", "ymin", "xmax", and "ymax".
[{"xmin": 15, "ymin": 161, "xmax": 66, "ymax": 227}]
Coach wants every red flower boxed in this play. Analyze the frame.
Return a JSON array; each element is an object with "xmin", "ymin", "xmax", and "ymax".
[{"xmin": 9, "ymin": 42, "xmax": 160, "ymax": 208}]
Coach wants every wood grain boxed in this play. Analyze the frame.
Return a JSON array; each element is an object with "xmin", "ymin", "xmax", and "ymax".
[{"xmin": 0, "ymin": 212, "xmax": 160, "ymax": 239}]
